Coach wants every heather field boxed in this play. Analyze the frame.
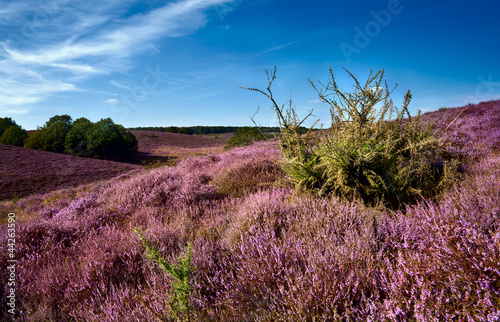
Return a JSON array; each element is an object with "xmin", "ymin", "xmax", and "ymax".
[
  {"xmin": 132, "ymin": 131, "xmax": 227, "ymax": 165},
  {"xmin": 0, "ymin": 131, "xmax": 226, "ymax": 202},
  {"xmin": 1, "ymin": 101, "xmax": 500, "ymax": 321},
  {"xmin": 0, "ymin": 145, "xmax": 142, "ymax": 202}
]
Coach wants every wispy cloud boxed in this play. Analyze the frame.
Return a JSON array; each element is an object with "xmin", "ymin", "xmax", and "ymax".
[
  {"xmin": 105, "ymin": 99, "xmax": 119, "ymax": 104},
  {"xmin": 307, "ymin": 99, "xmax": 321, "ymax": 104},
  {"xmin": 0, "ymin": 2, "xmax": 33, "ymax": 25},
  {"xmin": 0, "ymin": 0, "xmax": 238, "ymax": 111},
  {"xmin": 110, "ymin": 80, "xmax": 131, "ymax": 91}
]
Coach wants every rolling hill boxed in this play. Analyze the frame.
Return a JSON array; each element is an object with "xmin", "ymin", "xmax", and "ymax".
[{"xmin": 0, "ymin": 145, "xmax": 142, "ymax": 201}]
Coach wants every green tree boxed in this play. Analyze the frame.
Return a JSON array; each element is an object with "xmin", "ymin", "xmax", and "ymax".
[
  {"xmin": 23, "ymin": 114, "xmax": 137, "ymax": 162},
  {"xmin": 167, "ymin": 126, "xmax": 180, "ymax": 133},
  {"xmin": 64, "ymin": 117, "xmax": 93, "ymax": 156},
  {"xmin": 35, "ymin": 114, "xmax": 73, "ymax": 153},
  {"xmin": 87, "ymin": 118, "xmax": 138, "ymax": 161},
  {"xmin": 24, "ymin": 127, "xmax": 45, "ymax": 150},
  {"xmin": 121, "ymin": 127, "xmax": 139, "ymax": 157},
  {"xmin": 0, "ymin": 125, "xmax": 28, "ymax": 146},
  {"xmin": 0, "ymin": 117, "xmax": 19, "ymax": 136},
  {"xmin": 179, "ymin": 127, "xmax": 194, "ymax": 135}
]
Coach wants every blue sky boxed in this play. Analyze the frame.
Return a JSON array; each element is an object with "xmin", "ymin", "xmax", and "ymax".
[{"xmin": 1, "ymin": 0, "xmax": 499, "ymax": 130}]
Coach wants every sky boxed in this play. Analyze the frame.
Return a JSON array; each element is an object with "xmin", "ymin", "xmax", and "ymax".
[{"xmin": 1, "ymin": 0, "xmax": 499, "ymax": 130}]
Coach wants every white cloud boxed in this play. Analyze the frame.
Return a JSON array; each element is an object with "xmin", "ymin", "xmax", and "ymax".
[
  {"xmin": 0, "ymin": 2, "xmax": 33, "ymax": 25},
  {"xmin": 0, "ymin": 108, "xmax": 30, "ymax": 115},
  {"xmin": 0, "ymin": 60, "xmax": 76, "ymax": 108},
  {"xmin": 2, "ymin": 0, "xmax": 237, "ymax": 72},
  {"xmin": 0, "ymin": 0, "xmax": 239, "ymax": 110},
  {"xmin": 105, "ymin": 98, "xmax": 119, "ymax": 104},
  {"xmin": 110, "ymin": 80, "xmax": 131, "ymax": 90}
]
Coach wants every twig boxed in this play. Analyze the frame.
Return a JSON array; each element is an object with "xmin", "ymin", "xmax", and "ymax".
[{"xmin": 438, "ymin": 104, "xmax": 472, "ymax": 139}]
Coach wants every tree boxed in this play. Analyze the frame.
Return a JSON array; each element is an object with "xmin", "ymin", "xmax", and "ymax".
[
  {"xmin": 64, "ymin": 117, "xmax": 93, "ymax": 156},
  {"xmin": 24, "ymin": 127, "xmax": 45, "ymax": 150},
  {"xmin": 0, "ymin": 125, "xmax": 28, "ymax": 146},
  {"xmin": 0, "ymin": 117, "xmax": 19, "ymax": 136},
  {"xmin": 167, "ymin": 126, "xmax": 180, "ymax": 133},
  {"xmin": 87, "ymin": 118, "xmax": 138, "ymax": 161},
  {"xmin": 30, "ymin": 114, "xmax": 74, "ymax": 153},
  {"xmin": 24, "ymin": 114, "xmax": 137, "ymax": 162},
  {"xmin": 179, "ymin": 127, "xmax": 194, "ymax": 135}
]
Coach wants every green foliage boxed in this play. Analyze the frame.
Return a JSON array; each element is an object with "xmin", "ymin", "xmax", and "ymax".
[
  {"xmin": 23, "ymin": 114, "xmax": 73, "ymax": 153},
  {"xmin": 178, "ymin": 127, "xmax": 194, "ymax": 135},
  {"xmin": 128, "ymin": 125, "xmax": 284, "ymax": 135},
  {"xmin": 0, "ymin": 117, "xmax": 19, "ymax": 135},
  {"xmin": 64, "ymin": 117, "xmax": 94, "ymax": 156},
  {"xmin": 24, "ymin": 127, "xmax": 45, "ymax": 150},
  {"xmin": 42, "ymin": 114, "xmax": 73, "ymax": 153},
  {"xmin": 0, "ymin": 117, "xmax": 28, "ymax": 146},
  {"xmin": 245, "ymin": 66, "xmax": 461, "ymax": 209},
  {"xmin": 135, "ymin": 228, "xmax": 194, "ymax": 321},
  {"xmin": 0, "ymin": 125, "xmax": 28, "ymax": 146},
  {"xmin": 87, "ymin": 118, "xmax": 138, "ymax": 161},
  {"xmin": 167, "ymin": 126, "xmax": 180, "ymax": 133},
  {"xmin": 23, "ymin": 115, "xmax": 137, "ymax": 162},
  {"xmin": 224, "ymin": 127, "xmax": 267, "ymax": 150}
]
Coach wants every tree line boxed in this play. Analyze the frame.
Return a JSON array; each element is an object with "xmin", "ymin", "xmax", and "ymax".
[
  {"xmin": 127, "ymin": 125, "xmax": 288, "ymax": 135},
  {"xmin": 0, "ymin": 115, "xmax": 138, "ymax": 162}
]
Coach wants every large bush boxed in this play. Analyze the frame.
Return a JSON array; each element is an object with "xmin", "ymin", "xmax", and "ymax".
[
  {"xmin": 224, "ymin": 127, "xmax": 266, "ymax": 150},
  {"xmin": 24, "ymin": 115, "xmax": 73, "ymax": 153},
  {"xmin": 244, "ymin": 67, "xmax": 462, "ymax": 209},
  {"xmin": 23, "ymin": 128, "xmax": 44, "ymax": 150},
  {"xmin": 43, "ymin": 114, "xmax": 73, "ymax": 153},
  {"xmin": 0, "ymin": 117, "xmax": 18, "ymax": 135},
  {"xmin": 64, "ymin": 117, "xmax": 94, "ymax": 157},
  {"xmin": 86, "ymin": 118, "xmax": 138, "ymax": 161},
  {"xmin": 0, "ymin": 117, "xmax": 27, "ymax": 146}
]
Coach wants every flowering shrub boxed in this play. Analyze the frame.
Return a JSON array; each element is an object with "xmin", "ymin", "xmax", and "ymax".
[{"xmin": 0, "ymin": 100, "xmax": 499, "ymax": 320}]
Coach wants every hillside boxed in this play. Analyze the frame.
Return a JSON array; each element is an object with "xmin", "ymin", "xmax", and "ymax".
[
  {"xmin": 0, "ymin": 145, "xmax": 142, "ymax": 201},
  {"xmin": 132, "ymin": 130, "xmax": 227, "ymax": 163},
  {"xmin": 0, "ymin": 131, "xmax": 228, "ymax": 201},
  {"xmin": 0, "ymin": 100, "xmax": 499, "ymax": 320}
]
